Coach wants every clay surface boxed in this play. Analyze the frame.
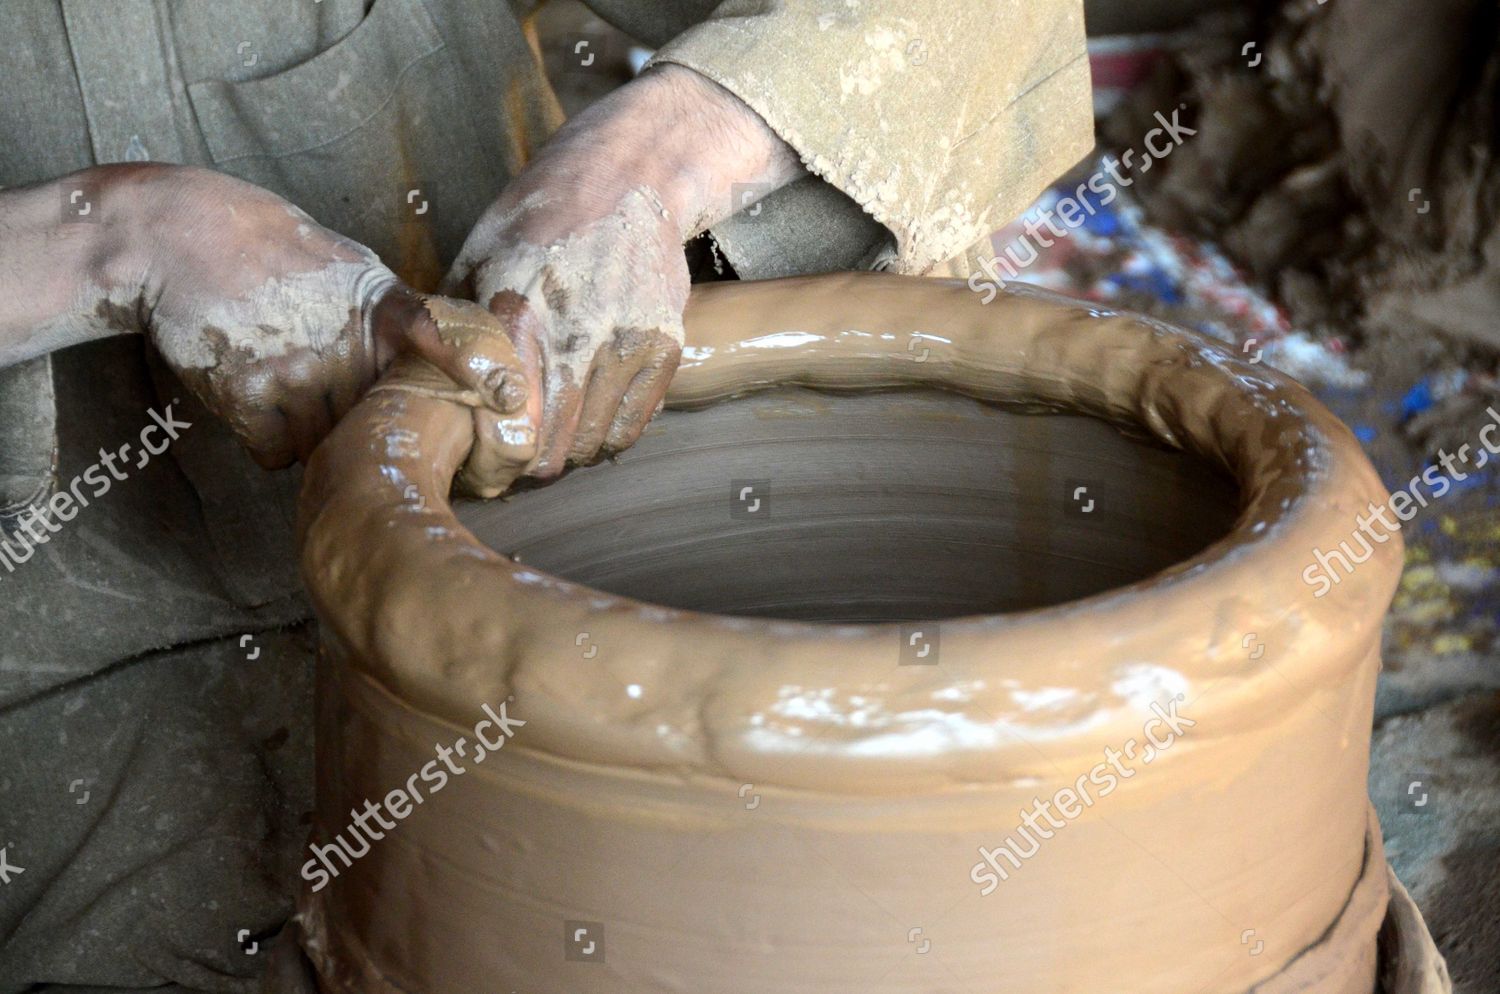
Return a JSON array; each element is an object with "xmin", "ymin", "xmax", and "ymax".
[
  {"xmin": 297, "ymin": 273, "xmax": 1403, "ymax": 993},
  {"xmin": 458, "ymin": 390, "xmax": 1240, "ymax": 620}
]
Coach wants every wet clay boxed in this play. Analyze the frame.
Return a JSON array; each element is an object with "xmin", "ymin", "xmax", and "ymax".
[
  {"xmin": 455, "ymin": 388, "xmax": 1242, "ymax": 621},
  {"xmin": 297, "ymin": 273, "xmax": 1404, "ymax": 993}
]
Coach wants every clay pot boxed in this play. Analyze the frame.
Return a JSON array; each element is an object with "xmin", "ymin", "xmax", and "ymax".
[{"xmin": 297, "ymin": 274, "xmax": 1405, "ymax": 993}]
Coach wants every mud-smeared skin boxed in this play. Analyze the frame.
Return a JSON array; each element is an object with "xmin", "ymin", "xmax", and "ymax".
[
  {"xmin": 365, "ymin": 295, "xmax": 537, "ymax": 496},
  {"xmin": 300, "ymin": 274, "xmax": 1406, "ymax": 994},
  {"xmin": 450, "ymin": 190, "xmax": 686, "ymax": 475},
  {"xmin": 444, "ymin": 64, "xmax": 803, "ymax": 478},
  {"xmin": 137, "ymin": 167, "xmax": 534, "ymax": 469},
  {"xmin": 0, "ymin": 164, "xmax": 534, "ymax": 474}
]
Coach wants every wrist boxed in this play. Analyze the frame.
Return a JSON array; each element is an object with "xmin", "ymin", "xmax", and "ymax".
[
  {"xmin": 87, "ymin": 163, "xmax": 198, "ymax": 309},
  {"xmin": 603, "ymin": 64, "xmax": 804, "ymax": 238},
  {"xmin": 368, "ymin": 282, "xmax": 423, "ymax": 372},
  {"xmin": 0, "ymin": 166, "xmax": 161, "ymax": 365}
]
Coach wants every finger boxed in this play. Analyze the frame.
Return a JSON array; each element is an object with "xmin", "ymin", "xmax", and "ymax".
[
  {"xmin": 326, "ymin": 367, "xmax": 365, "ymax": 424},
  {"xmin": 189, "ymin": 364, "xmax": 297, "ymax": 469},
  {"xmin": 567, "ymin": 345, "xmax": 646, "ymax": 465},
  {"xmin": 283, "ymin": 390, "xmax": 336, "ymax": 464},
  {"xmin": 245, "ymin": 445, "xmax": 296, "ymax": 472},
  {"xmin": 531, "ymin": 363, "xmax": 586, "ymax": 480},
  {"xmin": 255, "ymin": 347, "xmax": 346, "ymax": 463},
  {"xmin": 387, "ymin": 290, "xmax": 532, "ymax": 414},
  {"xmin": 604, "ymin": 344, "xmax": 680, "ymax": 452},
  {"xmin": 492, "ymin": 292, "xmax": 546, "ymax": 444},
  {"xmin": 477, "ymin": 284, "xmax": 575, "ymax": 479},
  {"xmin": 237, "ymin": 406, "xmax": 298, "ymax": 470},
  {"xmin": 456, "ymin": 407, "xmax": 539, "ymax": 498}
]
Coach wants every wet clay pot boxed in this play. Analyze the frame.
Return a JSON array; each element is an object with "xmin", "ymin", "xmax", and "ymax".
[{"xmin": 297, "ymin": 274, "xmax": 1406, "ymax": 994}]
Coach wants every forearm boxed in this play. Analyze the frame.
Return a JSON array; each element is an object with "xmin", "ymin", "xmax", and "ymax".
[
  {"xmin": 0, "ymin": 165, "xmax": 154, "ymax": 368},
  {"xmin": 648, "ymin": 64, "xmax": 806, "ymax": 237},
  {"xmin": 533, "ymin": 63, "xmax": 805, "ymax": 241}
]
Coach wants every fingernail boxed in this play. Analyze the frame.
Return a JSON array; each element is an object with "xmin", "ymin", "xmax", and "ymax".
[{"xmin": 486, "ymin": 367, "xmax": 527, "ymax": 412}]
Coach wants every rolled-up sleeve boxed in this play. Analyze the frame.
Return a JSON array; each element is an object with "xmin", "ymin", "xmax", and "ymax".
[{"xmin": 626, "ymin": 0, "xmax": 1094, "ymax": 274}]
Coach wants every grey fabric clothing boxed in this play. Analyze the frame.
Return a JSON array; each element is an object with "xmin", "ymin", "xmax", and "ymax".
[
  {"xmin": 0, "ymin": 359, "xmax": 55, "ymax": 518},
  {"xmin": 0, "ymin": 338, "xmax": 313, "ymax": 993},
  {"xmin": 0, "ymin": 620, "xmax": 317, "ymax": 992},
  {"xmin": 0, "ymin": 0, "xmax": 552, "ymax": 268},
  {"xmin": 0, "ymin": 336, "xmax": 316, "ymax": 990},
  {"xmin": 708, "ymin": 174, "xmax": 894, "ymax": 279},
  {"xmin": 0, "ymin": 341, "xmax": 309, "ymax": 682}
]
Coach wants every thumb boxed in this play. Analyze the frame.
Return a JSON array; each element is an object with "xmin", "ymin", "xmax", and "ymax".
[{"xmin": 373, "ymin": 287, "xmax": 530, "ymax": 415}]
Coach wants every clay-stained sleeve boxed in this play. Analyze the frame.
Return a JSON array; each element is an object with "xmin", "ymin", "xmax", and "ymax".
[{"xmin": 644, "ymin": 0, "xmax": 1096, "ymax": 273}]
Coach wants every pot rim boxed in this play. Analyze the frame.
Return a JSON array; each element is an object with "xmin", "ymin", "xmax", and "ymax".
[{"xmin": 299, "ymin": 273, "xmax": 1401, "ymax": 792}]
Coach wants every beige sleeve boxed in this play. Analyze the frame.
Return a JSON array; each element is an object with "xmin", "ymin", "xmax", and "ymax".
[{"xmin": 645, "ymin": 0, "xmax": 1095, "ymax": 274}]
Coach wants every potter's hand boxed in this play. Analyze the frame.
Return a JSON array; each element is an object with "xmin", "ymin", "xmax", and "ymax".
[
  {"xmin": 136, "ymin": 166, "xmax": 532, "ymax": 469},
  {"xmin": 444, "ymin": 64, "xmax": 803, "ymax": 478},
  {"xmin": 0, "ymin": 164, "xmax": 533, "ymax": 476}
]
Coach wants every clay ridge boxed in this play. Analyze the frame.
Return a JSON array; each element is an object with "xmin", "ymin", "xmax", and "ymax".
[{"xmin": 297, "ymin": 272, "xmax": 1402, "ymax": 794}]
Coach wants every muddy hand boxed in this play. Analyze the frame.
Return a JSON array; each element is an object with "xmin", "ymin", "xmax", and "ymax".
[
  {"xmin": 368, "ymin": 295, "xmax": 539, "ymax": 497},
  {"xmin": 111, "ymin": 165, "xmax": 533, "ymax": 473},
  {"xmin": 444, "ymin": 64, "xmax": 804, "ymax": 479}
]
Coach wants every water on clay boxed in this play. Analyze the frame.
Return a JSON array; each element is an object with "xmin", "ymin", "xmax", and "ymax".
[{"xmin": 456, "ymin": 387, "xmax": 1240, "ymax": 622}]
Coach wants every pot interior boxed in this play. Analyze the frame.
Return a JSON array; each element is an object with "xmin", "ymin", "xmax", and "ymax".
[{"xmin": 456, "ymin": 388, "xmax": 1240, "ymax": 622}]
